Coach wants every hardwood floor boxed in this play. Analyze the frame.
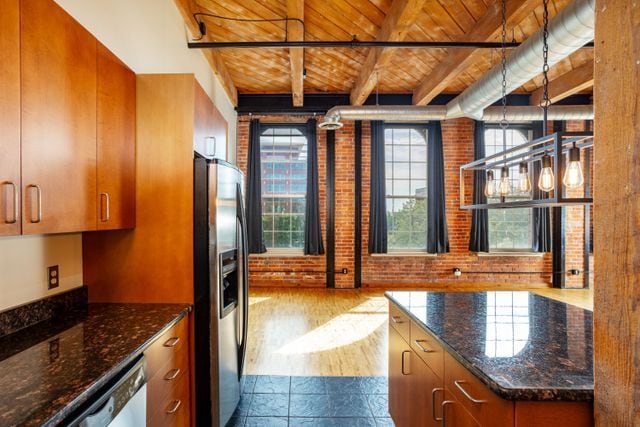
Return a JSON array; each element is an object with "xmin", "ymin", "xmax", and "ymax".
[{"xmin": 245, "ymin": 286, "xmax": 593, "ymax": 376}]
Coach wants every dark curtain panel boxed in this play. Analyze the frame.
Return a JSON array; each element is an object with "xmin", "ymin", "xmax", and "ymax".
[
  {"xmin": 246, "ymin": 119, "xmax": 266, "ymax": 254},
  {"xmin": 531, "ymin": 121, "xmax": 552, "ymax": 252},
  {"xmin": 469, "ymin": 121, "xmax": 489, "ymax": 252},
  {"xmin": 368, "ymin": 120, "xmax": 387, "ymax": 254},
  {"xmin": 427, "ymin": 122, "xmax": 450, "ymax": 253},
  {"xmin": 304, "ymin": 119, "xmax": 325, "ymax": 255}
]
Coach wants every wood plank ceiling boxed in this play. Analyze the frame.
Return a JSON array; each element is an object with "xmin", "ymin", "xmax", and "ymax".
[{"xmin": 191, "ymin": 0, "xmax": 594, "ymax": 105}]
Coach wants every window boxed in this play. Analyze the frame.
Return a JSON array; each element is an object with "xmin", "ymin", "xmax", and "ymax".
[
  {"xmin": 484, "ymin": 126, "xmax": 533, "ymax": 251},
  {"xmin": 384, "ymin": 126, "xmax": 428, "ymax": 251},
  {"xmin": 260, "ymin": 125, "xmax": 308, "ymax": 249}
]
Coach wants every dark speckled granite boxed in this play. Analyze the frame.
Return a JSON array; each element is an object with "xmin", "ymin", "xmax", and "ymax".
[
  {"xmin": 0, "ymin": 303, "xmax": 190, "ymax": 426},
  {"xmin": 386, "ymin": 291, "xmax": 593, "ymax": 402},
  {"xmin": 0, "ymin": 286, "xmax": 88, "ymax": 338}
]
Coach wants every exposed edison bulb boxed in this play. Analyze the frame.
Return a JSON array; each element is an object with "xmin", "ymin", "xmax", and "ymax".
[
  {"xmin": 563, "ymin": 145, "xmax": 584, "ymax": 188},
  {"xmin": 538, "ymin": 154, "xmax": 555, "ymax": 192},
  {"xmin": 498, "ymin": 166, "xmax": 511, "ymax": 196},
  {"xmin": 484, "ymin": 170, "xmax": 496, "ymax": 197},
  {"xmin": 518, "ymin": 162, "xmax": 532, "ymax": 193}
]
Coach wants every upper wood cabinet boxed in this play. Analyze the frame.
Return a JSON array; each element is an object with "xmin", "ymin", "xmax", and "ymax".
[
  {"xmin": 21, "ymin": 0, "xmax": 97, "ymax": 234},
  {"xmin": 194, "ymin": 83, "xmax": 228, "ymax": 160},
  {"xmin": 97, "ymin": 43, "xmax": 136, "ymax": 230},
  {"xmin": 0, "ymin": 0, "xmax": 21, "ymax": 236}
]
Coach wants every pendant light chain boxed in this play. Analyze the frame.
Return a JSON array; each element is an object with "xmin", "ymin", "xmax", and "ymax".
[{"xmin": 541, "ymin": 0, "xmax": 550, "ymax": 134}]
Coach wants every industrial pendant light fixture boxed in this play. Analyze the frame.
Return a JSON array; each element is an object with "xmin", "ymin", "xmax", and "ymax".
[
  {"xmin": 563, "ymin": 142, "xmax": 584, "ymax": 188},
  {"xmin": 498, "ymin": 0, "xmax": 510, "ymax": 198},
  {"xmin": 518, "ymin": 162, "xmax": 532, "ymax": 192},
  {"xmin": 536, "ymin": 0, "xmax": 555, "ymax": 193},
  {"xmin": 485, "ymin": 170, "xmax": 496, "ymax": 197}
]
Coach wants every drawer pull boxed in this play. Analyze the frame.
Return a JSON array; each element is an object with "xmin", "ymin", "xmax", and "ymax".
[
  {"xmin": 166, "ymin": 399, "xmax": 182, "ymax": 414},
  {"xmin": 432, "ymin": 387, "xmax": 444, "ymax": 421},
  {"xmin": 454, "ymin": 380, "xmax": 487, "ymax": 404},
  {"xmin": 414, "ymin": 339, "xmax": 435, "ymax": 353},
  {"xmin": 390, "ymin": 316, "xmax": 404, "ymax": 324},
  {"xmin": 164, "ymin": 368, "xmax": 181, "ymax": 381},
  {"xmin": 163, "ymin": 337, "xmax": 180, "ymax": 347},
  {"xmin": 441, "ymin": 400, "xmax": 454, "ymax": 427}
]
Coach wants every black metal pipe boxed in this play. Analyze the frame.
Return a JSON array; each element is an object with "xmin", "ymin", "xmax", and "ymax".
[
  {"xmin": 189, "ymin": 40, "xmax": 522, "ymax": 49},
  {"xmin": 189, "ymin": 40, "xmax": 595, "ymax": 50}
]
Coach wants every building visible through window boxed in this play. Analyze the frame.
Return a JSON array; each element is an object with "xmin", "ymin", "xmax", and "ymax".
[
  {"xmin": 484, "ymin": 126, "xmax": 533, "ymax": 251},
  {"xmin": 260, "ymin": 126, "xmax": 308, "ymax": 249},
  {"xmin": 384, "ymin": 126, "xmax": 428, "ymax": 251}
]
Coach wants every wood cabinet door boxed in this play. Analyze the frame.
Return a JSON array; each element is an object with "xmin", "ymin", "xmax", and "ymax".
[
  {"xmin": 410, "ymin": 351, "xmax": 444, "ymax": 427},
  {"xmin": 21, "ymin": 0, "xmax": 97, "ymax": 234},
  {"xmin": 0, "ymin": 0, "xmax": 21, "ymax": 236},
  {"xmin": 97, "ymin": 43, "xmax": 135, "ymax": 230},
  {"xmin": 389, "ymin": 326, "xmax": 412, "ymax": 427}
]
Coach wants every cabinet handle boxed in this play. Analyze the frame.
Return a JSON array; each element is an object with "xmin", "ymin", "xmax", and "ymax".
[
  {"xmin": 27, "ymin": 184, "xmax": 42, "ymax": 223},
  {"xmin": 454, "ymin": 380, "xmax": 487, "ymax": 404},
  {"xmin": 164, "ymin": 368, "xmax": 181, "ymax": 381},
  {"xmin": 432, "ymin": 387, "xmax": 444, "ymax": 421},
  {"xmin": 2, "ymin": 181, "xmax": 18, "ymax": 224},
  {"xmin": 166, "ymin": 399, "xmax": 182, "ymax": 414},
  {"xmin": 100, "ymin": 192, "xmax": 110, "ymax": 222},
  {"xmin": 401, "ymin": 350, "xmax": 411, "ymax": 375},
  {"xmin": 441, "ymin": 400, "xmax": 454, "ymax": 427},
  {"xmin": 414, "ymin": 339, "xmax": 435, "ymax": 353},
  {"xmin": 391, "ymin": 316, "xmax": 404, "ymax": 324},
  {"xmin": 163, "ymin": 337, "xmax": 180, "ymax": 347}
]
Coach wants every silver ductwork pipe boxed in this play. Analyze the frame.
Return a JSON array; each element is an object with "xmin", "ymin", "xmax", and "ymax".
[
  {"xmin": 320, "ymin": 105, "xmax": 593, "ymax": 128},
  {"xmin": 482, "ymin": 105, "xmax": 594, "ymax": 121},
  {"xmin": 445, "ymin": 0, "xmax": 595, "ymax": 119}
]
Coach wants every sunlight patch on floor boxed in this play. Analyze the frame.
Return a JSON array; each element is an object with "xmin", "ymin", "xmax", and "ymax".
[{"xmin": 275, "ymin": 301, "xmax": 388, "ymax": 355}]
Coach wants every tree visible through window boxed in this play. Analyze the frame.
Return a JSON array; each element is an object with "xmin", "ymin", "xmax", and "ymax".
[
  {"xmin": 484, "ymin": 127, "xmax": 533, "ymax": 251},
  {"xmin": 260, "ymin": 126, "xmax": 308, "ymax": 249},
  {"xmin": 384, "ymin": 126, "xmax": 428, "ymax": 250}
]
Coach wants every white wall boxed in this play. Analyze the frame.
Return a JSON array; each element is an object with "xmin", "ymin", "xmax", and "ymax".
[
  {"xmin": 0, "ymin": 0, "xmax": 238, "ymax": 312},
  {"xmin": 0, "ymin": 234, "xmax": 83, "ymax": 311},
  {"xmin": 53, "ymin": 0, "xmax": 238, "ymax": 161}
]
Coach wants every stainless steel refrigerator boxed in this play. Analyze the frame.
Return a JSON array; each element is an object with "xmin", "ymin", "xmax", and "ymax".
[{"xmin": 194, "ymin": 154, "xmax": 249, "ymax": 427}]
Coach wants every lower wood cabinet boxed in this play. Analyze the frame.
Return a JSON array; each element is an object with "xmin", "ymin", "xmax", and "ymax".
[
  {"xmin": 145, "ymin": 316, "xmax": 191, "ymax": 426},
  {"xmin": 388, "ymin": 301, "xmax": 594, "ymax": 427}
]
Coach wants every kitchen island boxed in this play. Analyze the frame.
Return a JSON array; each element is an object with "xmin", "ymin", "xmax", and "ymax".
[{"xmin": 386, "ymin": 291, "xmax": 593, "ymax": 427}]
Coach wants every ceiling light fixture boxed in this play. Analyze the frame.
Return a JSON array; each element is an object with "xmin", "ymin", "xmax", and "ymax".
[
  {"xmin": 484, "ymin": 170, "xmax": 496, "ymax": 197},
  {"xmin": 518, "ymin": 162, "xmax": 532, "ymax": 193},
  {"xmin": 563, "ymin": 142, "xmax": 584, "ymax": 188}
]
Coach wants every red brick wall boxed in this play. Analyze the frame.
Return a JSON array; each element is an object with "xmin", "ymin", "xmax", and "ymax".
[{"xmin": 236, "ymin": 115, "xmax": 599, "ymax": 289}]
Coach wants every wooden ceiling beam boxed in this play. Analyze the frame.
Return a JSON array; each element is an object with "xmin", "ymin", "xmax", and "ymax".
[
  {"xmin": 529, "ymin": 61, "xmax": 594, "ymax": 106},
  {"xmin": 349, "ymin": 0, "xmax": 428, "ymax": 106},
  {"xmin": 287, "ymin": 0, "xmax": 305, "ymax": 106},
  {"xmin": 173, "ymin": 0, "xmax": 238, "ymax": 106},
  {"xmin": 412, "ymin": 0, "xmax": 536, "ymax": 106}
]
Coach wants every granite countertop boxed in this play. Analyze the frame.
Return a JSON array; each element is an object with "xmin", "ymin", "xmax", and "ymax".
[
  {"xmin": 386, "ymin": 291, "xmax": 593, "ymax": 402},
  {"xmin": 0, "ymin": 303, "xmax": 190, "ymax": 426}
]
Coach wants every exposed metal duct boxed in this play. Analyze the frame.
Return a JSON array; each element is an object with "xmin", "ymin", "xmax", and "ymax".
[
  {"xmin": 318, "ymin": 0, "xmax": 595, "ymax": 129},
  {"xmin": 445, "ymin": 0, "xmax": 595, "ymax": 119},
  {"xmin": 320, "ymin": 105, "xmax": 593, "ymax": 127},
  {"xmin": 481, "ymin": 105, "xmax": 593, "ymax": 121}
]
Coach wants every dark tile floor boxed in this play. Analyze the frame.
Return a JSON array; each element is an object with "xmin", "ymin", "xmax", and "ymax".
[{"xmin": 228, "ymin": 375, "xmax": 395, "ymax": 427}]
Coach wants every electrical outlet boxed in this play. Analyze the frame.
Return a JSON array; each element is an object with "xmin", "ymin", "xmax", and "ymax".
[
  {"xmin": 341, "ymin": 268, "xmax": 348, "ymax": 274},
  {"xmin": 49, "ymin": 338, "xmax": 60, "ymax": 363},
  {"xmin": 48, "ymin": 265, "xmax": 59, "ymax": 289}
]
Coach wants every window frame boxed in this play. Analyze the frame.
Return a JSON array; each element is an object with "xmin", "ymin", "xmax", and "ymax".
[
  {"xmin": 259, "ymin": 122, "xmax": 310, "ymax": 252},
  {"xmin": 483, "ymin": 123, "xmax": 535, "ymax": 253},
  {"xmin": 383, "ymin": 123, "xmax": 430, "ymax": 253}
]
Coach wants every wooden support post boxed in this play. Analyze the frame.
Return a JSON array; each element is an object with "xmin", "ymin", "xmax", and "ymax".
[{"xmin": 594, "ymin": 1, "xmax": 640, "ymax": 425}]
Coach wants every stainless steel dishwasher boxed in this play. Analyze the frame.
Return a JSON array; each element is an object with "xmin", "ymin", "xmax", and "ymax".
[{"xmin": 69, "ymin": 356, "xmax": 147, "ymax": 427}]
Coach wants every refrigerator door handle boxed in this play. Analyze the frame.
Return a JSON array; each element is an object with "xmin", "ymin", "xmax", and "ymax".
[{"xmin": 236, "ymin": 182, "xmax": 249, "ymax": 380}]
